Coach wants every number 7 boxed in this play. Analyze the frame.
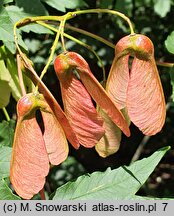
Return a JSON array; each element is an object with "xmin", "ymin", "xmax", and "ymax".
[{"xmin": 162, "ymin": 203, "xmax": 168, "ymax": 211}]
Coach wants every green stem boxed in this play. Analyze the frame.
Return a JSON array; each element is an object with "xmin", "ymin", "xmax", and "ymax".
[
  {"xmin": 14, "ymin": 14, "xmax": 73, "ymax": 28},
  {"xmin": 60, "ymin": 18, "xmax": 67, "ymax": 52},
  {"xmin": 14, "ymin": 9, "xmax": 134, "ymax": 55},
  {"xmin": 156, "ymin": 61, "xmax": 174, "ymax": 68},
  {"xmin": 14, "ymin": 10, "xmax": 134, "ymax": 34},
  {"xmin": 2, "ymin": 107, "xmax": 10, "ymax": 121},
  {"xmin": 35, "ymin": 23, "xmax": 62, "ymax": 88},
  {"xmin": 13, "ymin": 13, "xmax": 73, "ymax": 58},
  {"xmin": 13, "ymin": 9, "xmax": 134, "ymax": 84}
]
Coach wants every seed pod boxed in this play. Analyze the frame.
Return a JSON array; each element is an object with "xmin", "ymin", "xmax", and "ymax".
[
  {"xmin": 107, "ymin": 34, "xmax": 166, "ymax": 135},
  {"xmin": 10, "ymin": 93, "xmax": 68, "ymax": 199},
  {"xmin": 54, "ymin": 52, "xmax": 130, "ymax": 148}
]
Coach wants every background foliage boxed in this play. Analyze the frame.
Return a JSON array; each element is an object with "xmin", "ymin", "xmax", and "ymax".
[{"xmin": 0, "ymin": 0, "xmax": 174, "ymax": 199}]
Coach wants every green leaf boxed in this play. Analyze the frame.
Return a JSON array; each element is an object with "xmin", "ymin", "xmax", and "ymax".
[
  {"xmin": 0, "ymin": 52, "xmax": 22, "ymax": 101},
  {"xmin": 41, "ymin": 0, "xmax": 87, "ymax": 12},
  {"xmin": 0, "ymin": 7, "xmax": 14, "ymax": 42},
  {"xmin": 53, "ymin": 146, "xmax": 170, "ymax": 200},
  {"xmin": 3, "ymin": 42, "xmax": 16, "ymax": 54},
  {"xmin": 153, "ymin": 0, "xmax": 171, "ymax": 18},
  {"xmin": 0, "ymin": 59, "xmax": 11, "ymax": 107},
  {"xmin": 0, "ymin": 7, "xmax": 27, "ymax": 53},
  {"xmin": 0, "ymin": 179, "xmax": 21, "ymax": 200},
  {"xmin": 165, "ymin": 31, "xmax": 174, "ymax": 54},
  {"xmin": 48, "ymin": 156, "xmax": 86, "ymax": 192},
  {"xmin": 6, "ymin": 59, "xmax": 22, "ymax": 101},
  {"xmin": 5, "ymin": 6, "xmax": 52, "ymax": 34},
  {"xmin": 0, "ymin": 59, "xmax": 10, "ymax": 81},
  {"xmin": 0, "ymin": 147, "xmax": 12, "ymax": 179},
  {"xmin": 16, "ymin": 0, "xmax": 48, "ymax": 16},
  {"xmin": 0, "ymin": 80, "xmax": 11, "ymax": 108},
  {"xmin": 0, "ymin": 120, "xmax": 15, "ymax": 148}
]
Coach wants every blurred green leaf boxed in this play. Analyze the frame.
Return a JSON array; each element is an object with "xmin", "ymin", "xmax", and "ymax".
[
  {"xmin": 99, "ymin": 0, "xmax": 113, "ymax": 8},
  {"xmin": 169, "ymin": 66, "xmax": 174, "ymax": 102},
  {"xmin": 0, "ymin": 179, "xmax": 21, "ymax": 200},
  {"xmin": 0, "ymin": 59, "xmax": 11, "ymax": 81},
  {"xmin": 0, "ymin": 120, "xmax": 15, "ymax": 148},
  {"xmin": 53, "ymin": 146, "xmax": 170, "ymax": 200},
  {"xmin": 153, "ymin": 0, "xmax": 171, "ymax": 18},
  {"xmin": 0, "ymin": 59, "xmax": 11, "ymax": 107},
  {"xmin": 0, "ymin": 80, "xmax": 11, "ymax": 108},
  {"xmin": 24, "ymin": 38, "xmax": 43, "ymax": 53},
  {"xmin": 0, "ymin": 50, "xmax": 22, "ymax": 101},
  {"xmin": 5, "ymin": 55, "xmax": 22, "ymax": 101},
  {"xmin": 114, "ymin": 0, "xmax": 133, "ymax": 16},
  {"xmin": 165, "ymin": 31, "xmax": 174, "ymax": 54},
  {"xmin": 41, "ymin": 0, "xmax": 87, "ymax": 12},
  {"xmin": 0, "ymin": 146, "xmax": 12, "ymax": 178}
]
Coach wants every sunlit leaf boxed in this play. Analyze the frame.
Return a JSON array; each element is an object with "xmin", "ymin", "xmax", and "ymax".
[
  {"xmin": 0, "ymin": 7, "xmax": 14, "ymax": 42},
  {"xmin": 0, "ymin": 147, "xmax": 12, "ymax": 179},
  {"xmin": 0, "ymin": 59, "xmax": 11, "ymax": 81},
  {"xmin": 53, "ymin": 146, "xmax": 170, "ymax": 200}
]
